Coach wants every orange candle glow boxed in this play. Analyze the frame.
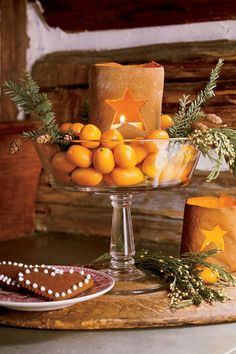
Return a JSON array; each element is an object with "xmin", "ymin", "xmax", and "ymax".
[{"xmin": 111, "ymin": 114, "xmax": 144, "ymax": 130}]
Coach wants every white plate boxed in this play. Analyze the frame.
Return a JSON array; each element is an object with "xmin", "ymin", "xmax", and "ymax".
[{"xmin": 0, "ymin": 266, "xmax": 114, "ymax": 311}]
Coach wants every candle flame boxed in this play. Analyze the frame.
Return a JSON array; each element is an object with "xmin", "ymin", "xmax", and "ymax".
[{"xmin": 120, "ymin": 115, "xmax": 126, "ymax": 124}]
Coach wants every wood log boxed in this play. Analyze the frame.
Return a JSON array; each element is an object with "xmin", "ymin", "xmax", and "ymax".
[
  {"xmin": 32, "ymin": 41, "xmax": 236, "ymax": 87},
  {"xmin": 0, "ymin": 0, "xmax": 27, "ymax": 121},
  {"xmin": 38, "ymin": 0, "xmax": 236, "ymax": 32}
]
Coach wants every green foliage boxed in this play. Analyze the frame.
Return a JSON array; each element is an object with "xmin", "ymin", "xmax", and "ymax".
[
  {"xmin": 135, "ymin": 249, "xmax": 236, "ymax": 308},
  {"xmin": 168, "ymin": 59, "xmax": 224, "ymax": 137},
  {"xmin": 189, "ymin": 128, "xmax": 236, "ymax": 181},
  {"xmin": 4, "ymin": 71, "xmax": 62, "ymax": 141},
  {"xmin": 90, "ymin": 249, "xmax": 236, "ymax": 309}
]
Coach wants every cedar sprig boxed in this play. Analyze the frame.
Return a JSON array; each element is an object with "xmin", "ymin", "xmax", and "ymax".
[
  {"xmin": 189, "ymin": 128, "xmax": 236, "ymax": 181},
  {"xmin": 90, "ymin": 249, "xmax": 236, "ymax": 309},
  {"xmin": 135, "ymin": 249, "xmax": 236, "ymax": 309},
  {"xmin": 168, "ymin": 59, "xmax": 224, "ymax": 137},
  {"xmin": 4, "ymin": 71, "xmax": 62, "ymax": 141}
]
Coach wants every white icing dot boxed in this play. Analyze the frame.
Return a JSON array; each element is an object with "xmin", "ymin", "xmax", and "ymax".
[
  {"xmin": 12, "ymin": 280, "xmax": 16, "ymax": 286},
  {"xmin": 51, "ymin": 272, "xmax": 56, "ymax": 276},
  {"xmin": 18, "ymin": 272, "xmax": 24, "ymax": 277},
  {"xmin": 6, "ymin": 278, "xmax": 11, "ymax": 285},
  {"xmin": 61, "ymin": 292, "xmax": 66, "ymax": 297},
  {"xmin": 80, "ymin": 270, "xmax": 85, "ymax": 276},
  {"xmin": 40, "ymin": 286, "xmax": 46, "ymax": 292},
  {"xmin": 84, "ymin": 279, "xmax": 89, "ymax": 284},
  {"xmin": 0, "ymin": 274, "xmax": 4, "ymax": 280},
  {"xmin": 59, "ymin": 270, "xmax": 63, "ymax": 275},
  {"xmin": 25, "ymin": 269, "xmax": 30, "ymax": 274},
  {"xmin": 25, "ymin": 280, "xmax": 31, "ymax": 285},
  {"xmin": 86, "ymin": 274, "xmax": 91, "ymax": 280},
  {"xmin": 41, "ymin": 264, "xmax": 46, "ymax": 268},
  {"xmin": 33, "ymin": 268, "xmax": 39, "ymax": 272},
  {"xmin": 18, "ymin": 277, "xmax": 24, "ymax": 282},
  {"xmin": 69, "ymin": 269, "xmax": 74, "ymax": 274},
  {"xmin": 13, "ymin": 262, "xmax": 18, "ymax": 266},
  {"xmin": 18, "ymin": 263, "xmax": 23, "ymax": 267},
  {"xmin": 3, "ymin": 276, "xmax": 8, "ymax": 282},
  {"xmin": 54, "ymin": 269, "xmax": 60, "ymax": 274},
  {"xmin": 79, "ymin": 282, "xmax": 83, "ymax": 288},
  {"xmin": 67, "ymin": 289, "xmax": 72, "ymax": 294},
  {"xmin": 8, "ymin": 261, "xmax": 12, "ymax": 265},
  {"xmin": 73, "ymin": 285, "xmax": 78, "ymax": 290},
  {"xmin": 17, "ymin": 284, "xmax": 20, "ymax": 288},
  {"xmin": 24, "ymin": 265, "xmax": 28, "ymax": 268},
  {"xmin": 44, "ymin": 269, "xmax": 49, "ymax": 274},
  {"xmin": 35, "ymin": 264, "xmax": 39, "ymax": 267},
  {"xmin": 29, "ymin": 265, "xmax": 33, "ymax": 268},
  {"xmin": 32, "ymin": 283, "xmax": 38, "ymax": 288},
  {"xmin": 48, "ymin": 289, "xmax": 53, "ymax": 295},
  {"xmin": 2, "ymin": 261, "xmax": 6, "ymax": 265},
  {"xmin": 55, "ymin": 292, "xmax": 60, "ymax": 298}
]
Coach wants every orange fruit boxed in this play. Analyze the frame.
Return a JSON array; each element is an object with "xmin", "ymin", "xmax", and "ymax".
[
  {"xmin": 59, "ymin": 122, "xmax": 72, "ymax": 134},
  {"xmin": 141, "ymin": 153, "xmax": 159, "ymax": 178},
  {"xmin": 145, "ymin": 129, "xmax": 169, "ymax": 153},
  {"xmin": 103, "ymin": 173, "xmax": 115, "ymax": 186},
  {"xmin": 111, "ymin": 167, "xmax": 144, "ymax": 186},
  {"xmin": 53, "ymin": 170, "xmax": 72, "ymax": 184},
  {"xmin": 101, "ymin": 129, "xmax": 123, "ymax": 150},
  {"xmin": 93, "ymin": 147, "xmax": 115, "ymax": 174},
  {"xmin": 113, "ymin": 144, "xmax": 137, "ymax": 168},
  {"xmin": 159, "ymin": 163, "xmax": 177, "ymax": 184},
  {"xmin": 79, "ymin": 124, "xmax": 101, "ymax": 148},
  {"xmin": 70, "ymin": 122, "xmax": 84, "ymax": 135},
  {"xmin": 198, "ymin": 267, "xmax": 219, "ymax": 284},
  {"xmin": 130, "ymin": 139, "xmax": 148, "ymax": 164},
  {"xmin": 71, "ymin": 167, "xmax": 103, "ymax": 186},
  {"xmin": 51, "ymin": 152, "xmax": 76, "ymax": 173},
  {"xmin": 175, "ymin": 144, "xmax": 198, "ymax": 166},
  {"xmin": 160, "ymin": 114, "xmax": 174, "ymax": 129},
  {"xmin": 66, "ymin": 145, "xmax": 92, "ymax": 168}
]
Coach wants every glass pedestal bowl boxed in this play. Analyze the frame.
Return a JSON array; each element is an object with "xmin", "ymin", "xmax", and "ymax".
[{"xmin": 34, "ymin": 138, "xmax": 200, "ymax": 295}]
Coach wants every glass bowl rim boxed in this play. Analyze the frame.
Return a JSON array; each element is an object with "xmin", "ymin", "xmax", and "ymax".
[{"xmin": 53, "ymin": 137, "xmax": 189, "ymax": 144}]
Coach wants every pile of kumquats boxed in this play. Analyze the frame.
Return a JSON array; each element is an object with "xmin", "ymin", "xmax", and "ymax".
[{"xmin": 50, "ymin": 115, "xmax": 198, "ymax": 188}]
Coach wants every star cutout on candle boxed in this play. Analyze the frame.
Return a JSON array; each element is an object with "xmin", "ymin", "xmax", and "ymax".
[
  {"xmin": 200, "ymin": 225, "xmax": 228, "ymax": 251},
  {"xmin": 106, "ymin": 88, "xmax": 147, "ymax": 124}
]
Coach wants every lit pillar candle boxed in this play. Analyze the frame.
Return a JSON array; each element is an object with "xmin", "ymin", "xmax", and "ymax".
[
  {"xmin": 89, "ymin": 62, "xmax": 164, "ymax": 136},
  {"xmin": 111, "ymin": 114, "xmax": 144, "ymax": 130}
]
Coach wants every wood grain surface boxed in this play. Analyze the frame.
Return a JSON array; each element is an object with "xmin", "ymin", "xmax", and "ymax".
[
  {"xmin": 38, "ymin": 0, "xmax": 236, "ymax": 32},
  {"xmin": 0, "ymin": 122, "xmax": 42, "ymax": 241},
  {"xmin": 1, "ymin": 286, "xmax": 236, "ymax": 330}
]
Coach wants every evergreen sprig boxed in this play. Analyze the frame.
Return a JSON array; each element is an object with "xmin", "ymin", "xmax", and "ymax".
[
  {"xmin": 168, "ymin": 59, "xmax": 224, "ymax": 137},
  {"xmin": 4, "ymin": 71, "xmax": 61, "ymax": 141},
  {"xmin": 89, "ymin": 249, "xmax": 236, "ymax": 309},
  {"xmin": 189, "ymin": 128, "xmax": 236, "ymax": 181}
]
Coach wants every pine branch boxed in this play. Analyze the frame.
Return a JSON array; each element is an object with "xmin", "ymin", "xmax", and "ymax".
[
  {"xmin": 4, "ymin": 71, "xmax": 62, "ymax": 141},
  {"xmin": 168, "ymin": 59, "xmax": 224, "ymax": 137},
  {"xmin": 89, "ymin": 249, "xmax": 236, "ymax": 309}
]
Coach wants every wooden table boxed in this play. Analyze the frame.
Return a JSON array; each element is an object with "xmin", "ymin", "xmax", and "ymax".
[{"xmin": 1, "ymin": 233, "xmax": 236, "ymax": 330}]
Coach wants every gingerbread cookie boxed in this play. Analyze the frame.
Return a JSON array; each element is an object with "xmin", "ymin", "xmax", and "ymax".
[
  {"xmin": 18, "ymin": 267, "xmax": 94, "ymax": 301},
  {"xmin": 0, "ymin": 261, "xmax": 29, "ymax": 291}
]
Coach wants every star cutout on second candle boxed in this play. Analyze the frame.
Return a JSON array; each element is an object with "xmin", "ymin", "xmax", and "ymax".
[
  {"xmin": 105, "ymin": 88, "xmax": 147, "ymax": 124},
  {"xmin": 200, "ymin": 225, "xmax": 228, "ymax": 251}
]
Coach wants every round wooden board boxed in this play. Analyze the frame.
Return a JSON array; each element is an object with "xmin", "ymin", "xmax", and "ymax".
[{"xmin": 1, "ymin": 287, "xmax": 236, "ymax": 330}]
